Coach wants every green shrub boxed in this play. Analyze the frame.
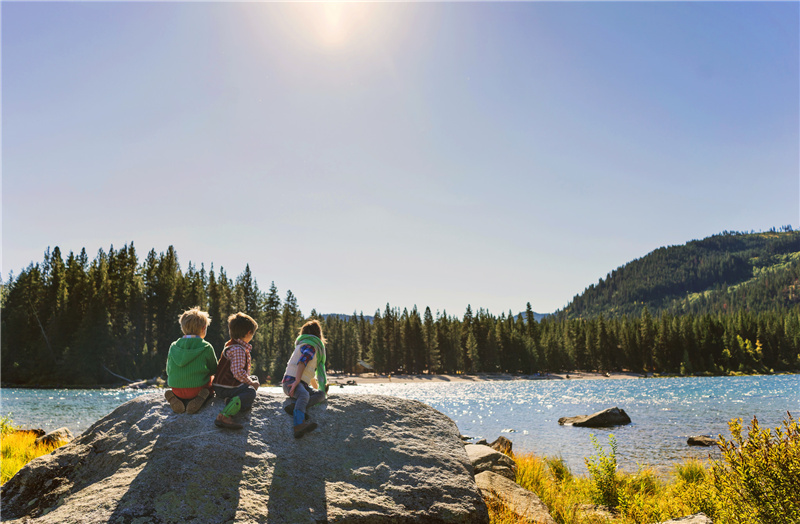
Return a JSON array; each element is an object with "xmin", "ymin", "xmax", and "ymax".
[
  {"xmin": 585, "ymin": 433, "xmax": 619, "ymax": 507},
  {"xmin": 0, "ymin": 414, "xmax": 16, "ymax": 435},
  {"xmin": 711, "ymin": 412, "xmax": 800, "ymax": 524}
]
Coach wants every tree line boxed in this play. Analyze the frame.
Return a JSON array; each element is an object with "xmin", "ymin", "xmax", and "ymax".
[{"xmin": 2, "ymin": 244, "xmax": 798, "ymax": 386}]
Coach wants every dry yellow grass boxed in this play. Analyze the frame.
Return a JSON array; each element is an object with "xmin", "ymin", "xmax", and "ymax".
[
  {"xmin": 1, "ymin": 419, "xmax": 68, "ymax": 485},
  {"xmin": 490, "ymin": 451, "xmax": 719, "ymax": 524}
]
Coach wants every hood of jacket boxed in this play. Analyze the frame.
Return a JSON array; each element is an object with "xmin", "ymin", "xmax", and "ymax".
[{"xmin": 170, "ymin": 337, "xmax": 211, "ymax": 367}]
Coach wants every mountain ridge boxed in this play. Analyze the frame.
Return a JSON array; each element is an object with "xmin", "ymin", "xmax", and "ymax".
[{"xmin": 561, "ymin": 228, "xmax": 800, "ymax": 319}]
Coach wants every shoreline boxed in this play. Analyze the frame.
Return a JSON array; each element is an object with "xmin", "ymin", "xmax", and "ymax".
[
  {"xmin": 331, "ymin": 370, "xmax": 660, "ymax": 385},
  {"xmin": 2, "ymin": 370, "xmax": 796, "ymax": 390}
]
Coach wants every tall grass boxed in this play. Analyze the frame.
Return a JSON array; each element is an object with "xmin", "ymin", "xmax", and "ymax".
[{"xmin": 1, "ymin": 415, "xmax": 69, "ymax": 485}]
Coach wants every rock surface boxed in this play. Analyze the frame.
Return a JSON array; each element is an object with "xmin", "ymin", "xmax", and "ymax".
[
  {"xmin": 655, "ymin": 512, "xmax": 713, "ymax": 524},
  {"xmin": 687, "ymin": 436, "xmax": 717, "ymax": 447},
  {"xmin": 35, "ymin": 427, "xmax": 73, "ymax": 446},
  {"xmin": 475, "ymin": 471, "xmax": 555, "ymax": 524},
  {"xmin": 1, "ymin": 392, "xmax": 488, "ymax": 523},
  {"xmin": 558, "ymin": 407, "xmax": 631, "ymax": 427},
  {"xmin": 488, "ymin": 436, "xmax": 512, "ymax": 455},
  {"xmin": 577, "ymin": 504, "xmax": 616, "ymax": 520},
  {"xmin": 465, "ymin": 444, "xmax": 516, "ymax": 481}
]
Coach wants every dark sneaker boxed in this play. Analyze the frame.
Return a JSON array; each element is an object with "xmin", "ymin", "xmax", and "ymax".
[
  {"xmin": 294, "ymin": 421, "xmax": 318, "ymax": 439},
  {"xmin": 165, "ymin": 390, "xmax": 185, "ymax": 414},
  {"xmin": 214, "ymin": 414, "xmax": 243, "ymax": 430},
  {"xmin": 186, "ymin": 388, "xmax": 211, "ymax": 414}
]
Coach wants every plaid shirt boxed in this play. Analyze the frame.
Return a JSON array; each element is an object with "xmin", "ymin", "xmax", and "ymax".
[{"xmin": 226, "ymin": 339, "xmax": 255, "ymax": 386}]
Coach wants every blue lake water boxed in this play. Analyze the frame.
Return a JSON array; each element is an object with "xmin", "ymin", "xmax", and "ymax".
[{"xmin": 2, "ymin": 375, "xmax": 797, "ymax": 475}]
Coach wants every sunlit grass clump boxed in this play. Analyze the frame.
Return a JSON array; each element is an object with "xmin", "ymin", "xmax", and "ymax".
[
  {"xmin": 489, "ymin": 412, "xmax": 799, "ymax": 524},
  {"xmin": 1, "ymin": 415, "xmax": 69, "ymax": 485}
]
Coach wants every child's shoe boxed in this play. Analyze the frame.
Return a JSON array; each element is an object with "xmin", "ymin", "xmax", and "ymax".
[
  {"xmin": 186, "ymin": 388, "xmax": 211, "ymax": 415},
  {"xmin": 165, "ymin": 390, "xmax": 185, "ymax": 414},
  {"xmin": 283, "ymin": 403, "xmax": 309, "ymax": 421},
  {"xmin": 294, "ymin": 421, "xmax": 318, "ymax": 439},
  {"xmin": 214, "ymin": 414, "xmax": 243, "ymax": 430}
]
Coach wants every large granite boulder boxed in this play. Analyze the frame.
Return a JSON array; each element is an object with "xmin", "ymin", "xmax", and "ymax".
[
  {"xmin": 558, "ymin": 407, "xmax": 631, "ymax": 427},
  {"xmin": 465, "ymin": 444, "xmax": 516, "ymax": 481},
  {"xmin": 475, "ymin": 471, "xmax": 555, "ymax": 524},
  {"xmin": 1, "ymin": 392, "xmax": 488, "ymax": 523}
]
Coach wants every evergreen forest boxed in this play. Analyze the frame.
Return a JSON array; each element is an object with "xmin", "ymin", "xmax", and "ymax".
[
  {"xmin": 563, "ymin": 228, "xmax": 800, "ymax": 318},
  {"xmin": 2, "ymin": 231, "xmax": 799, "ymax": 386}
]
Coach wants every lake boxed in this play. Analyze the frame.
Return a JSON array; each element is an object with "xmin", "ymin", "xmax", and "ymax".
[{"xmin": 2, "ymin": 374, "xmax": 797, "ymax": 475}]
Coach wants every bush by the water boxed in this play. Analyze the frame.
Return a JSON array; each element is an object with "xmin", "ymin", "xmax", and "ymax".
[
  {"xmin": 1, "ymin": 415, "xmax": 69, "ymax": 484},
  {"xmin": 711, "ymin": 413, "xmax": 800, "ymax": 524}
]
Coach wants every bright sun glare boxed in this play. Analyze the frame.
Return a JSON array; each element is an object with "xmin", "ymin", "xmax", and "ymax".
[{"xmin": 307, "ymin": 2, "xmax": 373, "ymax": 48}]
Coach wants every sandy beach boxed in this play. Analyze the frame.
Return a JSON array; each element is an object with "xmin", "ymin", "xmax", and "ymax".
[{"xmin": 326, "ymin": 370, "xmax": 644, "ymax": 385}]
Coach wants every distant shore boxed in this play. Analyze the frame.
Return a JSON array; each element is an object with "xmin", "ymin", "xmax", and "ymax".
[
  {"xmin": 3, "ymin": 370, "xmax": 795, "ymax": 390},
  {"xmin": 327, "ymin": 370, "xmax": 645, "ymax": 385}
]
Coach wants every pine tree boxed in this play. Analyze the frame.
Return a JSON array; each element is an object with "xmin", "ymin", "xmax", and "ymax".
[{"xmin": 423, "ymin": 306, "xmax": 440, "ymax": 373}]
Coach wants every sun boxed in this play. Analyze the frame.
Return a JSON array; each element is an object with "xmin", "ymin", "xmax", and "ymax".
[{"xmin": 303, "ymin": 2, "xmax": 374, "ymax": 48}]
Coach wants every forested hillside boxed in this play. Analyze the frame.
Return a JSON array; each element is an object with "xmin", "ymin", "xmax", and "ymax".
[
  {"xmin": 563, "ymin": 229, "xmax": 800, "ymax": 318},
  {"xmin": 2, "ymin": 239, "xmax": 799, "ymax": 386}
]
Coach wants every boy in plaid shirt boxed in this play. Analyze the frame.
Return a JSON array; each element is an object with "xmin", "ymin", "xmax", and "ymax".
[{"xmin": 212, "ymin": 312, "xmax": 259, "ymax": 429}]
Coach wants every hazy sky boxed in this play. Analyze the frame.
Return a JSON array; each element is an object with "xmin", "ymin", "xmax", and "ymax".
[{"xmin": 3, "ymin": 2, "xmax": 798, "ymax": 317}]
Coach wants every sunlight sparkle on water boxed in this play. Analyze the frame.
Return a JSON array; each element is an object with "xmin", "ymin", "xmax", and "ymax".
[{"xmin": 2, "ymin": 375, "xmax": 797, "ymax": 475}]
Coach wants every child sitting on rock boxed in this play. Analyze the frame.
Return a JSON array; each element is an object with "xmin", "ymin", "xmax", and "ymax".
[
  {"xmin": 165, "ymin": 308, "xmax": 218, "ymax": 414},
  {"xmin": 212, "ymin": 312, "xmax": 260, "ymax": 429},
  {"xmin": 282, "ymin": 319, "xmax": 328, "ymax": 438}
]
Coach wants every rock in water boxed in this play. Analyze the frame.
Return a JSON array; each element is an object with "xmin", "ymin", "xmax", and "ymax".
[
  {"xmin": 1, "ymin": 392, "xmax": 489, "ymax": 524},
  {"xmin": 558, "ymin": 407, "xmax": 631, "ymax": 427},
  {"xmin": 687, "ymin": 435, "xmax": 717, "ymax": 447}
]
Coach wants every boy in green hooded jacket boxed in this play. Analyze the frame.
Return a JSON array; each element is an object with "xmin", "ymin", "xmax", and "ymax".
[{"xmin": 165, "ymin": 308, "xmax": 218, "ymax": 414}]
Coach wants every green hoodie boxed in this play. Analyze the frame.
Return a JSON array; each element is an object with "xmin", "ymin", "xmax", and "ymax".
[{"xmin": 166, "ymin": 337, "xmax": 218, "ymax": 388}]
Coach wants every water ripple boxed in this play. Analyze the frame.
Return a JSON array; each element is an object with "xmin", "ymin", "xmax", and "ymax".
[{"xmin": 2, "ymin": 375, "xmax": 798, "ymax": 475}]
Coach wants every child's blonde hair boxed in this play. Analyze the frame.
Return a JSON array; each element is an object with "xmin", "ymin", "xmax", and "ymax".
[
  {"xmin": 299, "ymin": 319, "xmax": 326, "ymax": 344},
  {"xmin": 179, "ymin": 307, "xmax": 211, "ymax": 336},
  {"xmin": 228, "ymin": 312, "xmax": 258, "ymax": 340}
]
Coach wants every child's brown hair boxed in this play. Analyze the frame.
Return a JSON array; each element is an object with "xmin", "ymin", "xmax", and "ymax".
[
  {"xmin": 179, "ymin": 307, "xmax": 211, "ymax": 336},
  {"xmin": 228, "ymin": 312, "xmax": 258, "ymax": 340},
  {"xmin": 299, "ymin": 319, "xmax": 326, "ymax": 344}
]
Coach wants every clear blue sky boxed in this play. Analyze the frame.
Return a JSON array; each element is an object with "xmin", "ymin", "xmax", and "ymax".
[{"xmin": 3, "ymin": 2, "xmax": 798, "ymax": 316}]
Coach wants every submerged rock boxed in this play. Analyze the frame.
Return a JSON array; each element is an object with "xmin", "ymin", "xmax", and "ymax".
[
  {"xmin": 558, "ymin": 407, "xmax": 631, "ymax": 427},
  {"xmin": 1, "ymin": 392, "xmax": 488, "ymax": 523},
  {"xmin": 475, "ymin": 471, "xmax": 555, "ymax": 524}
]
